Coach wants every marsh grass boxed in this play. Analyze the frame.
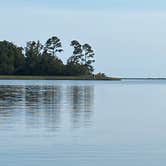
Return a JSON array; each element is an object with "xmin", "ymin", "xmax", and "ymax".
[{"xmin": 0, "ymin": 75, "xmax": 121, "ymax": 81}]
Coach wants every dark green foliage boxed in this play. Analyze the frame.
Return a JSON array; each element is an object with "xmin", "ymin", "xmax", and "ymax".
[
  {"xmin": 95, "ymin": 73, "xmax": 108, "ymax": 79},
  {"xmin": 65, "ymin": 63, "xmax": 90, "ymax": 76},
  {"xmin": 68, "ymin": 40, "xmax": 83, "ymax": 64},
  {"xmin": 0, "ymin": 41, "xmax": 25, "ymax": 75},
  {"xmin": 0, "ymin": 37, "xmax": 95, "ymax": 76},
  {"xmin": 45, "ymin": 36, "xmax": 63, "ymax": 58},
  {"xmin": 39, "ymin": 51, "xmax": 64, "ymax": 75},
  {"xmin": 24, "ymin": 38, "xmax": 64, "ymax": 76},
  {"xmin": 67, "ymin": 40, "xmax": 95, "ymax": 75},
  {"xmin": 82, "ymin": 43, "xmax": 95, "ymax": 72},
  {"xmin": 25, "ymin": 40, "xmax": 43, "ymax": 75}
]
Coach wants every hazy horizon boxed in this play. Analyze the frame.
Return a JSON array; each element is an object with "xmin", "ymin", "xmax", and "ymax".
[{"xmin": 1, "ymin": 0, "xmax": 166, "ymax": 77}]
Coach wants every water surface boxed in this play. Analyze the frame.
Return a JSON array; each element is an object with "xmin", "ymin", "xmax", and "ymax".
[{"xmin": 0, "ymin": 80, "xmax": 166, "ymax": 166}]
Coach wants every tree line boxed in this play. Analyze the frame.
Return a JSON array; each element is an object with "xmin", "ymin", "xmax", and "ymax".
[{"xmin": 0, "ymin": 36, "xmax": 95, "ymax": 76}]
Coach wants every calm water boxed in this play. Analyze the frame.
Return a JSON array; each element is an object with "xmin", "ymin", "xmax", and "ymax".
[{"xmin": 0, "ymin": 80, "xmax": 166, "ymax": 166}]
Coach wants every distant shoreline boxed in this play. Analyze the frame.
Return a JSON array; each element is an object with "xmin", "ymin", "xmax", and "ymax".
[
  {"xmin": 122, "ymin": 78, "xmax": 166, "ymax": 80},
  {"xmin": 0, "ymin": 75, "xmax": 121, "ymax": 81},
  {"xmin": 1, "ymin": 76, "xmax": 166, "ymax": 81}
]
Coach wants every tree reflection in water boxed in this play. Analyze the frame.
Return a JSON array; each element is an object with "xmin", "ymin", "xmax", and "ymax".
[
  {"xmin": 66, "ymin": 86, "xmax": 94, "ymax": 128},
  {"xmin": 0, "ymin": 85, "xmax": 94, "ymax": 130}
]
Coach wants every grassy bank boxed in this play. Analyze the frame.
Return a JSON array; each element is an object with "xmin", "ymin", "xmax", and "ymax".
[{"xmin": 0, "ymin": 75, "xmax": 121, "ymax": 81}]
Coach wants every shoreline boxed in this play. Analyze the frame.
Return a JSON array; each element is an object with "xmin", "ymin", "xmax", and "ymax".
[
  {"xmin": 1, "ymin": 76, "xmax": 166, "ymax": 81},
  {"xmin": 0, "ymin": 75, "xmax": 121, "ymax": 81},
  {"xmin": 122, "ymin": 78, "xmax": 166, "ymax": 80}
]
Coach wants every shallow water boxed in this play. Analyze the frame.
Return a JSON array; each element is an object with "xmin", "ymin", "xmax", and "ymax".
[{"xmin": 0, "ymin": 80, "xmax": 166, "ymax": 166}]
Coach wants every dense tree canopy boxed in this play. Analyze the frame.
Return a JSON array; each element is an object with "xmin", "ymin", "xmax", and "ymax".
[
  {"xmin": 66, "ymin": 40, "xmax": 95, "ymax": 75},
  {"xmin": 0, "ymin": 41, "xmax": 25, "ymax": 75},
  {"xmin": 0, "ymin": 36, "xmax": 95, "ymax": 76}
]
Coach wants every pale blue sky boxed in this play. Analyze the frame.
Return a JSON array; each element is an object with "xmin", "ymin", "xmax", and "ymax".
[
  {"xmin": 1, "ymin": 0, "xmax": 166, "ymax": 10},
  {"xmin": 1, "ymin": 0, "xmax": 166, "ymax": 77}
]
